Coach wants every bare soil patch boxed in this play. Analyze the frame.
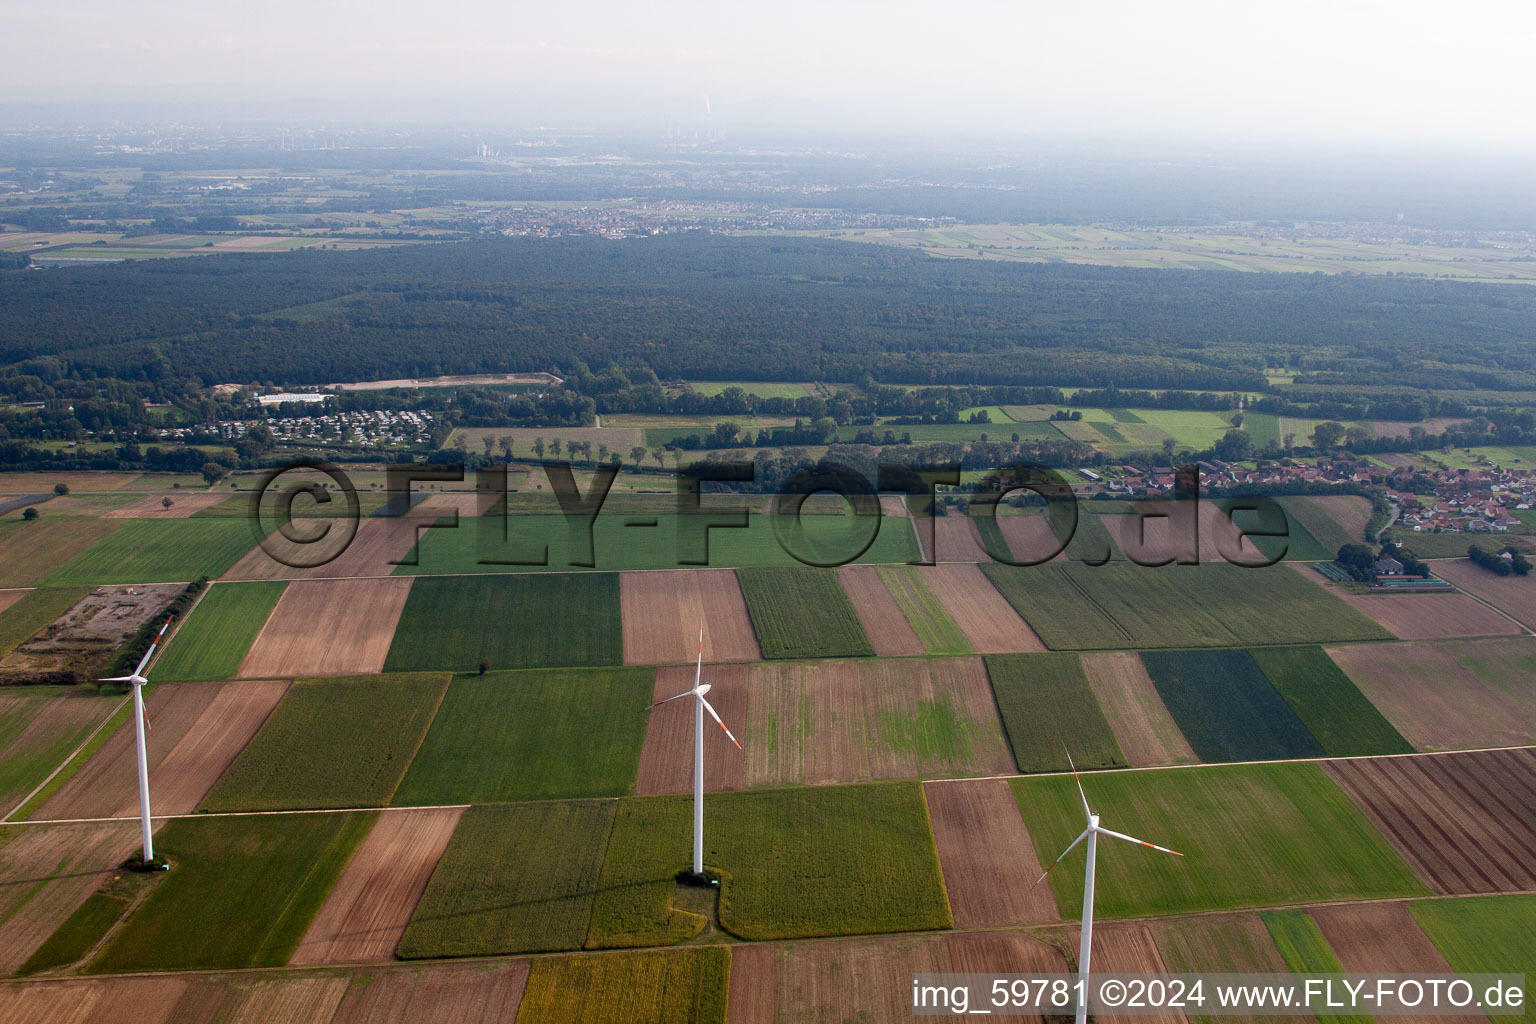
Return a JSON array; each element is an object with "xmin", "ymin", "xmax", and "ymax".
[
  {"xmin": 292, "ymin": 806, "xmax": 465, "ymax": 966},
  {"xmin": 104, "ymin": 492, "xmax": 228, "ymax": 519},
  {"xmin": 1081, "ymin": 652, "xmax": 1198, "ymax": 766},
  {"xmin": 0, "ymin": 584, "xmax": 182, "ymax": 682},
  {"xmin": 1326, "ymin": 638, "xmax": 1536, "ymax": 750},
  {"xmin": 1308, "ymin": 494, "xmax": 1373, "ymax": 538},
  {"xmin": 837, "ymin": 565, "xmax": 924, "ymax": 656},
  {"xmin": 1293, "ymin": 563, "xmax": 1521, "ymax": 639},
  {"xmin": 1323, "ymin": 748, "xmax": 1536, "ymax": 894},
  {"xmin": 1067, "ymin": 922, "xmax": 1186, "ymax": 1024},
  {"xmin": 34, "ymin": 681, "xmax": 222, "ymax": 820},
  {"xmin": 932, "ymin": 517, "xmax": 993, "ymax": 561},
  {"xmin": 0, "ymin": 821, "xmax": 140, "ymax": 974},
  {"xmin": 1430, "ymin": 558, "xmax": 1536, "ymax": 630},
  {"xmin": 130, "ymin": 680, "xmax": 288, "ymax": 816},
  {"xmin": 238, "ymin": 577, "xmax": 412, "ymax": 677},
  {"xmin": 0, "ymin": 590, "xmax": 28, "ymax": 616},
  {"xmin": 219, "ymin": 975, "xmax": 352, "ymax": 1022},
  {"xmin": 1310, "ymin": 903, "xmax": 1453, "ymax": 1024},
  {"xmin": 634, "ymin": 663, "xmax": 751, "ymax": 796},
  {"xmin": 619, "ymin": 569, "xmax": 761, "ymax": 665},
  {"xmin": 924, "ymin": 779, "xmax": 1059, "ymax": 927},
  {"xmin": 995, "ymin": 514, "xmax": 1071, "ymax": 564},
  {"xmin": 917, "ymin": 562, "xmax": 1043, "ymax": 653},
  {"xmin": 330, "ymin": 961, "xmax": 531, "ymax": 1023},
  {"xmin": 222, "ymin": 518, "xmax": 419, "ymax": 581},
  {"xmin": 879, "ymin": 494, "xmax": 910, "ymax": 517}
]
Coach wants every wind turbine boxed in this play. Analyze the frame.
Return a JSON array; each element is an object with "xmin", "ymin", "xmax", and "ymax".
[
  {"xmin": 1034, "ymin": 751, "xmax": 1183, "ymax": 1024},
  {"xmin": 641, "ymin": 621, "xmax": 741, "ymax": 877},
  {"xmin": 98, "ymin": 616, "xmax": 173, "ymax": 867}
]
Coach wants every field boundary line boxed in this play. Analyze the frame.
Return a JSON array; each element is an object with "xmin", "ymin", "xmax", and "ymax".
[{"xmin": 2, "ymin": 691, "xmax": 132, "ymax": 823}]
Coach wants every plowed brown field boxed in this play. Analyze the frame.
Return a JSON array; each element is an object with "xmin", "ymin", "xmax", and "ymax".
[
  {"xmin": 837, "ymin": 565, "xmax": 924, "ymax": 656},
  {"xmin": 291, "ymin": 807, "xmax": 465, "ymax": 965},
  {"xmin": 1309, "ymin": 494, "xmax": 1373, "ymax": 537},
  {"xmin": 619, "ymin": 569, "xmax": 761, "ymax": 665},
  {"xmin": 0, "ymin": 590, "xmax": 28, "ymax": 616},
  {"xmin": 105, "ymin": 492, "xmax": 229, "ymax": 518},
  {"xmin": 1067, "ymin": 922, "xmax": 1186, "ymax": 1024},
  {"xmin": 932, "ymin": 517, "xmax": 993, "ymax": 561},
  {"xmin": 635, "ymin": 658, "xmax": 1013, "ymax": 793},
  {"xmin": 222, "ymin": 519, "xmax": 421, "ymax": 581},
  {"xmin": 1293, "ymin": 563, "xmax": 1522, "ymax": 638},
  {"xmin": 1431, "ymin": 558, "xmax": 1536, "ymax": 630},
  {"xmin": 0, "ymin": 821, "xmax": 140, "ymax": 974},
  {"xmin": 995, "ymin": 515, "xmax": 1071, "ymax": 564},
  {"xmin": 1080, "ymin": 653, "xmax": 1197, "ymax": 766},
  {"xmin": 1310, "ymin": 903, "xmax": 1453, "ymax": 1024},
  {"xmin": 924, "ymin": 779, "xmax": 1058, "ymax": 927},
  {"xmin": 330, "ymin": 961, "xmax": 531, "ymax": 1023},
  {"xmin": 727, "ymin": 931, "xmax": 1067, "ymax": 1024},
  {"xmin": 1326, "ymin": 639, "xmax": 1536, "ymax": 750},
  {"xmin": 238, "ymin": 577, "xmax": 412, "ymax": 677},
  {"xmin": 1323, "ymin": 748, "xmax": 1536, "ymax": 894},
  {"xmin": 917, "ymin": 562, "xmax": 1043, "ymax": 653}
]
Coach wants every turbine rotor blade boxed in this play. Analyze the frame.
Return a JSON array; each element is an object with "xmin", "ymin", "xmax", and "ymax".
[
  {"xmin": 699, "ymin": 695, "xmax": 742, "ymax": 750},
  {"xmin": 97, "ymin": 675, "xmax": 138, "ymax": 683},
  {"xmin": 131, "ymin": 617, "xmax": 173, "ymax": 679},
  {"xmin": 1097, "ymin": 826, "xmax": 1183, "ymax": 857},
  {"xmin": 1064, "ymin": 744, "xmax": 1091, "ymax": 823},
  {"xmin": 640, "ymin": 689, "xmax": 695, "ymax": 712},
  {"xmin": 1032, "ymin": 827, "xmax": 1091, "ymax": 887}
]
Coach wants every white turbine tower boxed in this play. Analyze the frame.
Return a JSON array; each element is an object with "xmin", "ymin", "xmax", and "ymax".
[
  {"xmin": 98, "ymin": 616, "xmax": 173, "ymax": 867},
  {"xmin": 1035, "ymin": 751, "xmax": 1183, "ymax": 1024},
  {"xmin": 641, "ymin": 621, "xmax": 741, "ymax": 877}
]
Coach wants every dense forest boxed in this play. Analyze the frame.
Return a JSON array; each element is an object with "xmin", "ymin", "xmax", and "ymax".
[{"xmin": 6, "ymin": 236, "xmax": 1536, "ymax": 391}]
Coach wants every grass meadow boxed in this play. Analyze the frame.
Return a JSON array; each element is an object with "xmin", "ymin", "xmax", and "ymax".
[{"xmin": 43, "ymin": 520, "xmax": 256, "ymax": 585}]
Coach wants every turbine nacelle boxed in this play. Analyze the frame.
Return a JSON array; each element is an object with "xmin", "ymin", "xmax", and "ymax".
[{"xmin": 695, "ymin": 683, "xmax": 711, "ymax": 696}]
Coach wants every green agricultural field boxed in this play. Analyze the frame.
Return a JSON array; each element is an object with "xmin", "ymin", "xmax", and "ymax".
[
  {"xmin": 0, "ymin": 688, "xmax": 120, "ymax": 816},
  {"xmin": 689, "ymin": 380, "xmax": 810, "ymax": 399},
  {"xmin": 515, "ymin": 947, "xmax": 730, "ymax": 1024},
  {"xmin": 1012, "ymin": 762, "xmax": 1427, "ymax": 919},
  {"xmin": 1219, "ymin": 499, "xmax": 1333, "ymax": 562},
  {"xmin": 399, "ymin": 800, "xmax": 615, "ymax": 957},
  {"xmin": 1262, "ymin": 909, "xmax": 1373, "ymax": 1024},
  {"xmin": 1275, "ymin": 496, "xmax": 1365, "ymax": 554},
  {"xmin": 1394, "ymin": 532, "xmax": 1503, "ymax": 559},
  {"xmin": 42, "ymin": 520, "xmax": 256, "ymax": 586},
  {"xmin": 151, "ymin": 581, "xmax": 285, "ymax": 681},
  {"xmin": 1248, "ymin": 646, "xmax": 1413, "ymax": 756},
  {"xmin": 384, "ymin": 574, "xmax": 623, "ymax": 673},
  {"xmin": 1140, "ymin": 649, "xmax": 1325, "ymax": 762},
  {"xmin": 1411, "ymin": 895, "xmax": 1536, "ymax": 984},
  {"xmin": 874, "ymin": 565, "xmax": 970, "ymax": 653},
  {"xmin": 737, "ymin": 566, "xmax": 873, "ymax": 659},
  {"xmin": 872, "ymin": 420, "xmax": 1064, "ymax": 444},
  {"xmin": 0, "ymin": 586, "xmax": 91, "ymax": 656},
  {"xmin": 396, "ymin": 511, "xmax": 918, "ymax": 575},
  {"xmin": 393, "ymin": 667, "xmax": 652, "ymax": 805},
  {"xmin": 200, "ymin": 673, "xmax": 449, "ymax": 811},
  {"xmin": 587, "ymin": 782, "xmax": 951, "ymax": 947},
  {"xmin": 985, "ymin": 653, "xmax": 1126, "ymax": 772},
  {"xmin": 90, "ymin": 812, "xmax": 373, "ymax": 972},
  {"xmin": 981, "ymin": 562, "xmax": 1390, "ymax": 650},
  {"xmin": 0, "ymin": 518, "xmax": 120, "ymax": 587},
  {"xmin": 19, "ymin": 890, "xmax": 131, "ymax": 975},
  {"xmin": 1135, "ymin": 409, "xmax": 1237, "ymax": 449}
]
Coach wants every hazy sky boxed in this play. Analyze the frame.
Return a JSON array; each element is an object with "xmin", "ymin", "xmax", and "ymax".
[{"xmin": 6, "ymin": 0, "xmax": 1534, "ymax": 145}]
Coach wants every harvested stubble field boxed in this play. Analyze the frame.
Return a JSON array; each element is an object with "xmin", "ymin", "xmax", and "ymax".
[
  {"xmin": 618, "ymin": 569, "xmax": 761, "ymax": 664},
  {"xmin": 1067, "ymin": 923, "xmax": 1184, "ymax": 1024},
  {"xmin": 152, "ymin": 581, "xmax": 286, "ymax": 681},
  {"xmin": 735, "ymin": 566, "xmax": 872, "ymax": 659},
  {"xmin": 1285, "ymin": 495, "xmax": 1371, "ymax": 551},
  {"xmin": 384, "ymin": 573, "xmax": 622, "ymax": 673},
  {"xmin": 200, "ymin": 673, "xmax": 448, "ymax": 812},
  {"xmin": 983, "ymin": 562, "xmax": 1389, "ymax": 650},
  {"xmin": 916, "ymin": 561, "xmax": 1042, "ymax": 653},
  {"xmin": 1292, "ymin": 563, "xmax": 1522, "ymax": 639},
  {"xmin": 1325, "ymin": 638, "xmax": 1536, "ymax": 750},
  {"xmin": 727, "ymin": 931, "xmax": 1065, "ymax": 1024},
  {"xmin": 634, "ymin": 658, "xmax": 1013, "ymax": 792},
  {"xmin": 1410, "ymin": 894, "xmax": 1536, "ymax": 989},
  {"xmin": 1429, "ymin": 557, "xmax": 1536, "ymax": 630},
  {"xmin": 0, "ymin": 587, "xmax": 92, "ymax": 658},
  {"xmin": 103, "ymin": 491, "xmax": 229, "ymax": 518},
  {"xmin": 42, "ymin": 520, "xmax": 256, "ymax": 586},
  {"xmin": 516, "ymin": 946, "xmax": 729, "ymax": 1024},
  {"xmin": 1012, "ymin": 762, "xmax": 1427, "ymax": 919},
  {"xmin": 393, "ymin": 668, "xmax": 652, "ymax": 805},
  {"xmin": 34, "ymin": 680, "xmax": 287, "ymax": 820},
  {"xmin": 1080, "ymin": 652, "xmax": 1197, "ymax": 767},
  {"xmin": 923, "ymin": 779, "xmax": 1059, "ymax": 928},
  {"xmin": 986, "ymin": 653, "xmax": 1126, "ymax": 772},
  {"xmin": 329, "ymin": 961, "xmax": 531, "ymax": 1024},
  {"xmin": 1246, "ymin": 645, "xmax": 1413, "ymax": 756},
  {"xmin": 91, "ymin": 812, "xmax": 375, "ymax": 973},
  {"xmin": 0, "ymin": 519, "xmax": 119, "ymax": 587},
  {"xmin": 1311, "ymin": 901, "xmax": 1454, "ymax": 983},
  {"xmin": 587, "ymin": 782, "xmax": 952, "ymax": 947},
  {"xmin": 0, "ymin": 821, "xmax": 140, "ymax": 975},
  {"xmin": 1321, "ymin": 748, "xmax": 1536, "ymax": 894},
  {"xmin": 292, "ymin": 806, "xmax": 465, "ymax": 965},
  {"xmin": 238, "ymin": 577, "xmax": 413, "ymax": 678},
  {"xmin": 222, "ymin": 518, "xmax": 423, "ymax": 581},
  {"xmin": 1140, "ymin": 649, "xmax": 1325, "ymax": 763},
  {"xmin": 837, "ymin": 564, "xmax": 925, "ymax": 656},
  {"xmin": 399, "ymin": 801, "xmax": 615, "ymax": 958},
  {"xmin": 0, "ymin": 689, "xmax": 119, "ymax": 817}
]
